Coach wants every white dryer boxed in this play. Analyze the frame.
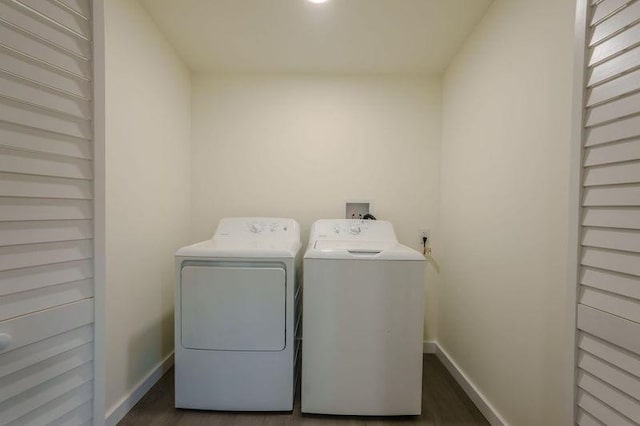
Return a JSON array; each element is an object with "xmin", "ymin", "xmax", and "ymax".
[
  {"xmin": 175, "ymin": 217, "xmax": 302, "ymax": 411},
  {"xmin": 302, "ymin": 219, "xmax": 425, "ymax": 416}
]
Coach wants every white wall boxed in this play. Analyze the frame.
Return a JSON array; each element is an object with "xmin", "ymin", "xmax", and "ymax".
[
  {"xmin": 105, "ymin": 0, "xmax": 191, "ymax": 415},
  {"xmin": 191, "ymin": 74, "xmax": 442, "ymax": 339},
  {"xmin": 439, "ymin": 0, "xmax": 575, "ymax": 425}
]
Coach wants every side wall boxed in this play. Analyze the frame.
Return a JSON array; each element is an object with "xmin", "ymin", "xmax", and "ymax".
[
  {"xmin": 439, "ymin": 0, "xmax": 576, "ymax": 424},
  {"xmin": 191, "ymin": 74, "xmax": 442, "ymax": 339},
  {"xmin": 104, "ymin": 0, "xmax": 191, "ymax": 416}
]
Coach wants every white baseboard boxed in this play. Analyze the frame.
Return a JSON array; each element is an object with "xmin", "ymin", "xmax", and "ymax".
[
  {"xmin": 423, "ymin": 340, "xmax": 437, "ymax": 354},
  {"xmin": 434, "ymin": 344, "xmax": 508, "ymax": 426},
  {"xmin": 105, "ymin": 351, "xmax": 175, "ymax": 426},
  {"xmin": 105, "ymin": 344, "xmax": 505, "ymax": 426}
]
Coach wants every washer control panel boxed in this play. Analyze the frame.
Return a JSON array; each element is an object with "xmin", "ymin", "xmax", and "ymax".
[
  {"xmin": 311, "ymin": 219, "xmax": 397, "ymax": 242},
  {"xmin": 331, "ymin": 221, "xmax": 368, "ymax": 236}
]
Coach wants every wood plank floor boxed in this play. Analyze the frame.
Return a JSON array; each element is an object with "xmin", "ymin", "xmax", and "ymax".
[{"xmin": 118, "ymin": 355, "xmax": 489, "ymax": 426}]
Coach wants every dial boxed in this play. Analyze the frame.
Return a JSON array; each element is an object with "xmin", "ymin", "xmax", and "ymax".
[{"xmin": 248, "ymin": 222, "xmax": 264, "ymax": 233}]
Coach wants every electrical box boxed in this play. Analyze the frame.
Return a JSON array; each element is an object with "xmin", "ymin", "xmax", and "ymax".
[{"xmin": 345, "ymin": 201, "xmax": 370, "ymax": 220}]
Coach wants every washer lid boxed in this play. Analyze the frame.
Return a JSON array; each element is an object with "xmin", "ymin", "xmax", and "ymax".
[
  {"xmin": 306, "ymin": 240, "xmax": 424, "ymax": 260},
  {"xmin": 176, "ymin": 217, "xmax": 301, "ymax": 258},
  {"xmin": 305, "ymin": 220, "xmax": 423, "ymax": 261}
]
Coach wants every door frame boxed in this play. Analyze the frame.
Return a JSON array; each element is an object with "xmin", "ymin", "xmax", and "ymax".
[
  {"xmin": 92, "ymin": 0, "xmax": 106, "ymax": 424},
  {"xmin": 567, "ymin": 0, "xmax": 588, "ymax": 424}
]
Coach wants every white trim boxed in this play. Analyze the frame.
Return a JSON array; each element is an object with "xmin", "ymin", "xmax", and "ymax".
[
  {"xmin": 103, "ymin": 343, "xmax": 504, "ymax": 425},
  {"xmin": 92, "ymin": 0, "xmax": 106, "ymax": 425},
  {"xmin": 105, "ymin": 352, "xmax": 175, "ymax": 426},
  {"xmin": 423, "ymin": 340, "xmax": 437, "ymax": 354},
  {"xmin": 567, "ymin": 1, "xmax": 588, "ymax": 425},
  {"xmin": 435, "ymin": 344, "xmax": 508, "ymax": 426}
]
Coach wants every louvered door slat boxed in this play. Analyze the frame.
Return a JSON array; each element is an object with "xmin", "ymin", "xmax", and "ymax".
[
  {"xmin": 0, "ymin": 198, "xmax": 92, "ymax": 221},
  {"xmin": 0, "ymin": 343, "xmax": 92, "ymax": 404},
  {"xmin": 0, "ymin": 239, "xmax": 93, "ymax": 272},
  {"xmin": 577, "ymin": 409, "xmax": 604, "ymax": 426},
  {"xmin": 0, "ymin": 97, "xmax": 92, "ymax": 139},
  {"xmin": 579, "ymin": 351, "xmax": 640, "ymax": 400},
  {"xmin": 584, "ymin": 139, "xmax": 640, "ymax": 166},
  {"xmin": 0, "ymin": 1, "xmax": 90, "ymax": 59},
  {"xmin": 0, "ymin": 278, "xmax": 93, "ymax": 322},
  {"xmin": 579, "ymin": 286, "xmax": 640, "ymax": 322},
  {"xmin": 587, "ymin": 68, "xmax": 640, "ymax": 106},
  {"xmin": 10, "ymin": 387, "xmax": 92, "ymax": 426},
  {"xmin": 584, "ymin": 161, "xmax": 640, "ymax": 186},
  {"xmin": 586, "ymin": 92, "xmax": 640, "ymax": 126},
  {"xmin": 0, "ymin": 325, "xmax": 93, "ymax": 379},
  {"xmin": 588, "ymin": 45, "xmax": 640, "ymax": 86},
  {"xmin": 0, "ymin": 122, "xmax": 91, "ymax": 159},
  {"xmin": 586, "ymin": 115, "xmax": 640, "ymax": 145},
  {"xmin": 47, "ymin": 400, "xmax": 93, "ymax": 426},
  {"xmin": 578, "ymin": 331, "xmax": 640, "ymax": 377},
  {"xmin": 581, "ymin": 267, "xmax": 640, "ymax": 300},
  {"xmin": 582, "ymin": 206, "xmax": 640, "ymax": 228},
  {"xmin": 0, "ymin": 172, "xmax": 93, "ymax": 199},
  {"xmin": 582, "ymin": 227, "xmax": 640, "ymax": 252},
  {"xmin": 0, "ymin": 48, "xmax": 91, "ymax": 99},
  {"xmin": 589, "ymin": 22, "xmax": 640, "ymax": 65},
  {"xmin": 590, "ymin": 1, "xmax": 640, "ymax": 45},
  {"xmin": 11, "ymin": 0, "xmax": 91, "ymax": 40},
  {"xmin": 0, "ymin": 0, "xmax": 95, "ymax": 421},
  {"xmin": 577, "ymin": 390, "xmax": 636, "ymax": 426},
  {"xmin": 579, "ymin": 304, "xmax": 640, "ymax": 372},
  {"xmin": 577, "ymin": 371, "xmax": 640, "ymax": 422},
  {"xmin": 0, "ymin": 259, "xmax": 93, "ymax": 297},
  {"xmin": 0, "ymin": 147, "xmax": 92, "ymax": 179},
  {"xmin": 583, "ymin": 184, "xmax": 640, "ymax": 206},
  {"xmin": 53, "ymin": 0, "xmax": 91, "ymax": 20},
  {"xmin": 592, "ymin": 0, "xmax": 634, "ymax": 26},
  {"xmin": 0, "ymin": 23, "xmax": 90, "ymax": 79},
  {"xmin": 0, "ymin": 71, "xmax": 91, "ymax": 119},
  {"xmin": 0, "ymin": 365, "xmax": 92, "ymax": 425},
  {"xmin": 0, "ymin": 299, "xmax": 93, "ymax": 356},
  {"xmin": 0, "ymin": 220, "xmax": 93, "ymax": 246},
  {"xmin": 578, "ymin": 304, "xmax": 640, "ymax": 367},
  {"xmin": 581, "ymin": 247, "xmax": 640, "ymax": 276}
]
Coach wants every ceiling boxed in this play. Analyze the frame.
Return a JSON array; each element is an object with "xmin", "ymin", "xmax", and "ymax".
[{"xmin": 139, "ymin": 0, "xmax": 493, "ymax": 74}]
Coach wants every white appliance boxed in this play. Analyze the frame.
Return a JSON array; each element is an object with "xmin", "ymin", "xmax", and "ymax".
[
  {"xmin": 175, "ymin": 217, "xmax": 302, "ymax": 411},
  {"xmin": 302, "ymin": 219, "xmax": 425, "ymax": 416}
]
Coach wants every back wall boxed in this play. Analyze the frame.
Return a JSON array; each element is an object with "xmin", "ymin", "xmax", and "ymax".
[{"xmin": 190, "ymin": 73, "xmax": 442, "ymax": 339}]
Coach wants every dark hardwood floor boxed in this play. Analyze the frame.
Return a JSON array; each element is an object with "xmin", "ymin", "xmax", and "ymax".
[{"xmin": 118, "ymin": 355, "xmax": 488, "ymax": 425}]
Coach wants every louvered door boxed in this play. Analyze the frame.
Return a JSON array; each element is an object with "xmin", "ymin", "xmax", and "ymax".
[
  {"xmin": 573, "ymin": 0, "xmax": 640, "ymax": 425},
  {"xmin": 0, "ymin": 0, "xmax": 98, "ymax": 425}
]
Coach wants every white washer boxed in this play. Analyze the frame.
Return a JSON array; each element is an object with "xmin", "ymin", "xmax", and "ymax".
[
  {"xmin": 302, "ymin": 219, "xmax": 425, "ymax": 416},
  {"xmin": 175, "ymin": 217, "xmax": 302, "ymax": 411}
]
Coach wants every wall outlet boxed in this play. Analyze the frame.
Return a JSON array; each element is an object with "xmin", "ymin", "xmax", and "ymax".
[{"xmin": 420, "ymin": 229, "xmax": 431, "ymax": 246}]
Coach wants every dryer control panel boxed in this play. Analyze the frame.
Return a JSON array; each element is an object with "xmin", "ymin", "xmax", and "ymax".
[
  {"xmin": 246, "ymin": 220, "xmax": 288, "ymax": 234},
  {"xmin": 213, "ymin": 217, "xmax": 299, "ymax": 240}
]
